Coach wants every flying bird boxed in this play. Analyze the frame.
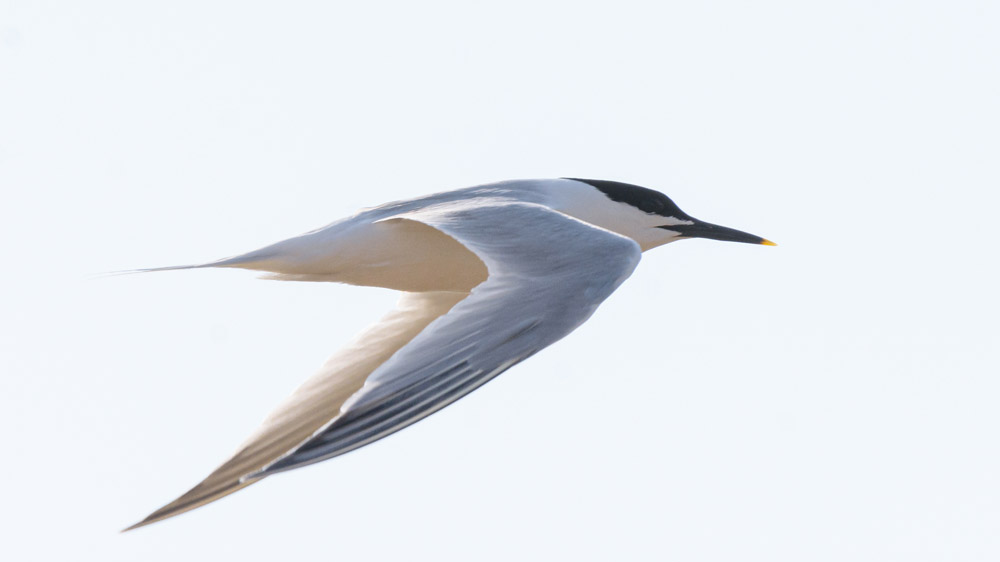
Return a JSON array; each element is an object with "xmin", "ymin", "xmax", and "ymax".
[{"xmin": 124, "ymin": 178, "xmax": 774, "ymax": 530}]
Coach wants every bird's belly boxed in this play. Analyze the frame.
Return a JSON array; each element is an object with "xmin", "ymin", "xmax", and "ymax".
[{"xmin": 257, "ymin": 218, "xmax": 489, "ymax": 293}]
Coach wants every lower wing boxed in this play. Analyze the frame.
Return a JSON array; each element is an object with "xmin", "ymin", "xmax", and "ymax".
[{"xmin": 124, "ymin": 290, "xmax": 467, "ymax": 531}]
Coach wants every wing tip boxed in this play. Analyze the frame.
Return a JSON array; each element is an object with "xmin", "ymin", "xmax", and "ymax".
[
  {"xmin": 121, "ymin": 476, "xmax": 262, "ymax": 532},
  {"xmin": 121, "ymin": 505, "xmax": 185, "ymax": 533},
  {"xmin": 120, "ymin": 517, "xmax": 156, "ymax": 533}
]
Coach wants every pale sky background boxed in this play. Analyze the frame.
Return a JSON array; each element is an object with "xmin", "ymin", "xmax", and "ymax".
[{"xmin": 1, "ymin": 1, "xmax": 999, "ymax": 560}]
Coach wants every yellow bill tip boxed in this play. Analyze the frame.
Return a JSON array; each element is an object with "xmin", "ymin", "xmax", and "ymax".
[{"xmin": 760, "ymin": 239, "xmax": 777, "ymax": 246}]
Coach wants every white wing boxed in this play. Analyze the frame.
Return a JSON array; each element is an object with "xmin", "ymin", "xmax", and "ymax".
[
  {"xmin": 257, "ymin": 200, "xmax": 641, "ymax": 475},
  {"xmin": 125, "ymin": 290, "xmax": 467, "ymax": 530}
]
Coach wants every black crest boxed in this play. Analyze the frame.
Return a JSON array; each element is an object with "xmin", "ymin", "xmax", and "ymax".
[{"xmin": 564, "ymin": 178, "xmax": 690, "ymax": 219}]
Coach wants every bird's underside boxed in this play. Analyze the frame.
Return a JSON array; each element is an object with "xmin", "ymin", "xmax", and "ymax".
[{"xmin": 125, "ymin": 196, "xmax": 642, "ymax": 530}]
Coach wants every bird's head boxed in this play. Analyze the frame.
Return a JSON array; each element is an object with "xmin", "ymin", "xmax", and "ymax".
[{"xmin": 558, "ymin": 178, "xmax": 775, "ymax": 251}]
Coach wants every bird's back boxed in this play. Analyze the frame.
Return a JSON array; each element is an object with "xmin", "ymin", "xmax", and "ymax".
[{"xmin": 209, "ymin": 180, "xmax": 566, "ymax": 291}]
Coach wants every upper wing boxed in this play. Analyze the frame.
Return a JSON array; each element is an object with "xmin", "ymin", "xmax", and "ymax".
[
  {"xmin": 124, "ymin": 290, "xmax": 467, "ymax": 530},
  {"xmin": 257, "ymin": 200, "xmax": 641, "ymax": 475}
]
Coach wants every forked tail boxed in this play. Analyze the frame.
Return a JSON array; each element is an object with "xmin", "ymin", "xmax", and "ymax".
[
  {"xmin": 102, "ymin": 263, "xmax": 211, "ymax": 277},
  {"xmin": 101, "ymin": 251, "xmax": 275, "ymax": 278}
]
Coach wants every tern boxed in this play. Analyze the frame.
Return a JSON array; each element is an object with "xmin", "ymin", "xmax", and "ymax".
[{"xmin": 124, "ymin": 178, "xmax": 774, "ymax": 530}]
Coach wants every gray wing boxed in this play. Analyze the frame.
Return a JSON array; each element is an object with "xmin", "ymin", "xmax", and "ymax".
[{"xmin": 256, "ymin": 200, "xmax": 641, "ymax": 476}]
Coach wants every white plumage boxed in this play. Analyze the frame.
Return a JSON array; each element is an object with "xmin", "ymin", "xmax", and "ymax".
[{"xmin": 125, "ymin": 178, "xmax": 772, "ymax": 530}]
